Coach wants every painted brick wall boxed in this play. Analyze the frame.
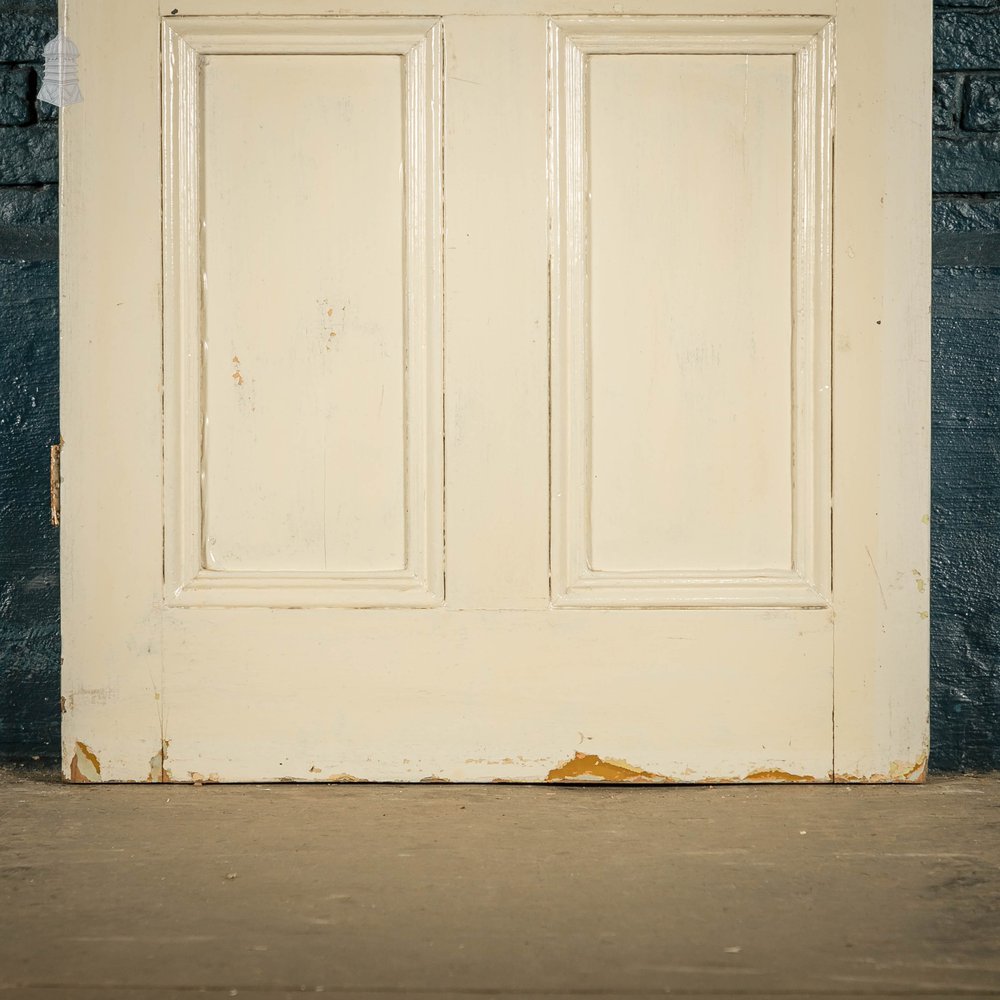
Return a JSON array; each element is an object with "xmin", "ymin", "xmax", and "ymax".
[
  {"xmin": 932, "ymin": 0, "xmax": 1000, "ymax": 771},
  {"xmin": 0, "ymin": 1, "xmax": 998, "ymax": 771},
  {"xmin": 0, "ymin": 0, "xmax": 59, "ymax": 765}
]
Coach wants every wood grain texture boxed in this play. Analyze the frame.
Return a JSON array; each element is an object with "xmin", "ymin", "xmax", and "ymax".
[{"xmin": 6, "ymin": 776, "xmax": 1000, "ymax": 994}]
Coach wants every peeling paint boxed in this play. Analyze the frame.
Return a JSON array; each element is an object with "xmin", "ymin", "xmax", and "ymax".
[
  {"xmin": 69, "ymin": 741, "xmax": 101, "ymax": 783},
  {"xmin": 894, "ymin": 756, "xmax": 929, "ymax": 782},
  {"xmin": 742, "ymin": 769, "xmax": 819, "ymax": 783},
  {"xmin": 49, "ymin": 441, "xmax": 60, "ymax": 526},
  {"xmin": 148, "ymin": 749, "xmax": 165, "ymax": 783},
  {"xmin": 148, "ymin": 742, "xmax": 173, "ymax": 783},
  {"xmin": 545, "ymin": 753, "xmax": 826, "ymax": 784},
  {"xmin": 698, "ymin": 773, "xmax": 828, "ymax": 785},
  {"xmin": 326, "ymin": 773, "xmax": 368, "ymax": 783},
  {"xmin": 835, "ymin": 755, "xmax": 928, "ymax": 784},
  {"xmin": 419, "ymin": 775, "xmax": 451, "ymax": 783},
  {"xmin": 546, "ymin": 752, "xmax": 673, "ymax": 783},
  {"xmin": 188, "ymin": 771, "xmax": 220, "ymax": 785}
]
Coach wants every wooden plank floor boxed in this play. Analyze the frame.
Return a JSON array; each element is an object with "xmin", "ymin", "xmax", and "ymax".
[{"xmin": 1, "ymin": 769, "xmax": 999, "ymax": 998}]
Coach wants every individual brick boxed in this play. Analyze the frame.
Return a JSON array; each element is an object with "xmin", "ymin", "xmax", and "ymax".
[
  {"xmin": 0, "ymin": 122, "xmax": 57, "ymax": 184},
  {"xmin": 935, "ymin": 74, "xmax": 960, "ymax": 131},
  {"xmin": 0, "ymin": 186, "xmax": 57, "ymax": 228},
  {"xmin": 30, "ymin": 64, "xmax": 57, "ymax": 122},
  {"xmin": 0, "ymin": 7, "xmax": 56, "ymax": 63},
  {"xmin": 934, "ymin": 134, "xmax": 1000, "ymax": 193},
  {"xmin": 964, "ymin": 75, "xmax": 1000, "ymax": 131},
  {"xmin": 0, "ymin": 66, "xmax": 33, "ymax": 126},
  {"xmin": 936, "ymin": 12, "xmax": 1000, "ymax": 71}
]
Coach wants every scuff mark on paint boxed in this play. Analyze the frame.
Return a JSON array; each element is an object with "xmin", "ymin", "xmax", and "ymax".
[
  {"xmin": 912, "ymin": 569, "xmax": 927, "ymax": 594},
  {"xmin": 464, "ymin": 756, "xmax": 551, "ymax": 767},
  {"xmin": 546, "ymin": 752, "xmax": 673, "ymax": 783},
  {"xmin": 865, "ymin": 545, "xmax": 888, "ymax": 610},
  {"xmin": 69, "ymin": 742, "xmax": 101, "ymax": 783}
]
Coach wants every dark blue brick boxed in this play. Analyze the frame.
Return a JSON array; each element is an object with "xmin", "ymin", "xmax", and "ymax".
[
  {"xmin": 0, "ymin": 66, "xmax": 33, "ymax": 126},
  {"xmin": 936, "ymin": 12, "xmax": 1000, "ymax": 71},
  {"xmin": 934, "ymin": 266, "xmax": 1000, "ymax": 317},
  {"xmin": 964, "ymin": 74, "xmax": 1000, "ymax": 130},
  {"xmin": 934, "ymin": 134, "xmax": 1000, "ymax": 192},
  {"xmin": 934, "ymin": 196, "xmax": 1000, "ymax": 232},
  {"xmin": 0, "ymin": 7, "xmax": 55, "ymax": 62},
  {"xmin": 0, "ymin": 122, "xmax": 57, "ymax": 184},
  {"xmin": 0, "ymin": 185, "xmax": 57, "ymax": 228},
  {"xmin": 935, "ymin": 74, "xmax": 960, "ymax": 131},
  {"xmin": 31, "ymin": 63, "xmax": 57, "ymax": 123}
]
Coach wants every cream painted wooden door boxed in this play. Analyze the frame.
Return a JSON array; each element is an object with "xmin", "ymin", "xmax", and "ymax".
[{"xmin": 60, "ymin": 0, "xmax": 931, "ymax": 784}]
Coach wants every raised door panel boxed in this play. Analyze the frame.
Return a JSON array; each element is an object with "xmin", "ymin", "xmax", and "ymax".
[
  {"xmin": 550, "ymin": 18, "xmax": 833, "ymax": 607},
  {"xmin": 162, "ymin": 18, "xmax": 443, "ymax": 607}
]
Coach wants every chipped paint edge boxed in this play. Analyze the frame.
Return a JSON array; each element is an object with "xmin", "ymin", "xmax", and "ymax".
[
  {"xmin": 834, "ymin": 755, "xmax": 928, "ymax": 785},
  {"xmin": 543, "ymin": 752, "xmax": 826, "ymax": 785},
  {"xmin": 68, "ymin": 741, "xmax": 102, "ymax": 783},
  {"xmin": 63, "ymin": 746, "xmax": 926, "ymax": 784}
]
